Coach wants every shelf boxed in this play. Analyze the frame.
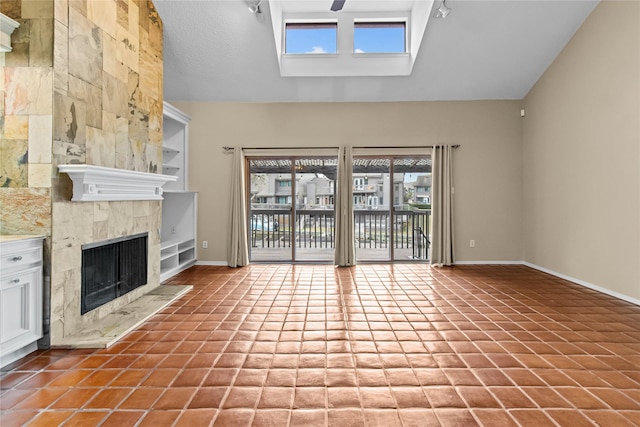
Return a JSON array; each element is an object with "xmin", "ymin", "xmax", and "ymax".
[{"xmin": 162, "ymin": 146, "xmax": 180, "ymax": 155}]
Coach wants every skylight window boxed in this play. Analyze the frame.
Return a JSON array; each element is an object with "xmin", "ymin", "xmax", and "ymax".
[
  {"xmin": 354, "ymin": 22, "xmax": 406, "ymax": 53},
  {"xmin": 285, "ymin": 22, "xmax": 337, "ymax": 54}
]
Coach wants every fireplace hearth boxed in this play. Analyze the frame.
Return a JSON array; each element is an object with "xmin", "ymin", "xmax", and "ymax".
[{"xmin": 81, "ymin": 233, "xmax": 148, "ymax": 315}]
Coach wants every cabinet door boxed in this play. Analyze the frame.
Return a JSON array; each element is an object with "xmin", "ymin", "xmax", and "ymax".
[{"xmin": 0, "ymin": 267, "xmax": 42, "ymax": 350}]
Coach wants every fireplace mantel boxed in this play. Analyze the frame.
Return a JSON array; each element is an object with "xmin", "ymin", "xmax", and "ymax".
[{"xmin": 58, "ymin": 165, "xmax": 178, "ymax": 202}]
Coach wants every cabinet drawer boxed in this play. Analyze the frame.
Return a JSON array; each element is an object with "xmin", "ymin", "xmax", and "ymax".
[{"xmin": 0, "ymin": 247, "xmax": 42, "ymax": 272}]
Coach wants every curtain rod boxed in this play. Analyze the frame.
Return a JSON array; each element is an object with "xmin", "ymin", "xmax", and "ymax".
[{"xmin": 222, "ymin": 144, "xmax": 460, "ymax": 151}]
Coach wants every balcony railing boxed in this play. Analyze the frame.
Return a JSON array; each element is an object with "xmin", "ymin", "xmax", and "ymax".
[{"xmin": 250, "ymin": 207, "xmax": 431, "ymax": 259}]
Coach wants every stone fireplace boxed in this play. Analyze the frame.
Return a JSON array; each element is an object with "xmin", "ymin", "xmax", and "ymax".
[{"xmin": 0, "ymin": 0, "xmax": 167, "ymax": 347}]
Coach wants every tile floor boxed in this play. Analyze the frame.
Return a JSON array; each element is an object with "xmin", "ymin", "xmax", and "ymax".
[{"xmin": 1, "ymin": 264, "xmax": 640, "ymax": 426}]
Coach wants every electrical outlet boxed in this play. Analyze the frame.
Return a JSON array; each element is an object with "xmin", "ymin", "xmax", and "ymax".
[
  {"xmin": 202, "ymin": 241, "xmax": 208, "ymax": 249},
  {"xmin": 470, "ymin": 240, "xmax": 476, "ymax": 248}
]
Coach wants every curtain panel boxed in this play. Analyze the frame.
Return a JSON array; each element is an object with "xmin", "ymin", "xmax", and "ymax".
[
  {"xmin": 334, "ymin": 146, "xmax": 356, "ymax": 266},
  {"xmin": 227, "ymin": 148, "xmax": 249, "ymax": 267},
  {"xmin": 431, "ymin": 145, "xmax": 455, "ymax": 266}
]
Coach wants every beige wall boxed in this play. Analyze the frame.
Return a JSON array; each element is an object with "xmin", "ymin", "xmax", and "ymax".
[
  {"xmin": 523, "ymin": 1, "xmax": 640, "ymax": 300},
  {"xmin": 172, "ymin": 100, "xmax": 523, "ymax": 264}
]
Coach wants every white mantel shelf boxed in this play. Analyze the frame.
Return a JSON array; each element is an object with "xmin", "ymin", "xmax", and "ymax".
[
  {"xmin": 1, "ymin": 13, "xmax": 20, "ymax": 52},
  {"xmin": 58, "ymin": 165, "xmax": 178, "ymax": 202}
]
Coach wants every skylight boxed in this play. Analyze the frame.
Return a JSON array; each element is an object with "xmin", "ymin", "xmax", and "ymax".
[
  {"xmin": 354, "ymin": 21, "xmax": 406, "ymax": 53},
  {"xmin": 285, "ymin": 22, "xmax": 337, "ymax": 54},
  {"xmin": 269, "ymin": 0, "xmax": 435, "ymax": 77}
]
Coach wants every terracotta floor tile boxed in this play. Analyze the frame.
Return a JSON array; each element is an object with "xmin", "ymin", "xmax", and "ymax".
[
  {"xmin": 84, "ymin": 388, "xmax": 131, "ymax": 409},
  {"xmin": 234, "ymin": 368, "xmax": 268, "ymax": 386},
  {"xmin": 423, "ymin": 386, "xmax": 466, "ymax": 408},
  {"xmin": 2, "ymin": 264, "xmax": 640, "ymax": 422},
  {"xmin": 509, "ymin": 409, "xmax": 557, "ymax": 426},
  {"xmin": 174, "ymin": 409, "xmax": 217, "ymax": 427},
  {"xmin": 294, "ymin": 387, "xmax": 326, "ymax": 408},
  {"xmin": 173, "ymin": 368, "xmax": 209, "ymax": 387},
  {"xmin": 433, "ymin": 408, "xmax": 478, "ymax": 426},
  {"xmin": 100, "ymin": 411, "xmax": 145, "ymax": 427},
  {"xmin": 359, "ymin": 386, "xmax": 396, "ymax": 408},
  {"xmin": 118, "ymin": 387, "xmax": 163, "ymax": 409},
  {"xmin": 252, "ymin": 409, "xmax": 291, "ymax": 427},
  {"xmin": 12, "ymin": 388, "xmax": 67, "ymax": 410},
  {"xmin": 289, "ymin": 409, "xmax": 327, "ymax": 425},
  {"xmin": 265, "ymin": 369, "xmax": 297, "ymax": 387},
  {"xmin": 391, "ymin": 386, "xmax": 430, "ymax": 408},
  {"xmin": 223, "ymin": 386, "xmax": 262, "ymax": 408},
  {"xmin": 363, "ymin": 409, "xmax": 403, "ymax": 427},
  {"xmin": 472, "ymin": 409, "xmax": 518, "ymax": 426},
  {"xmin": 0, "ymin": 410, "xmax": 40, "ymax": 426},
  {"xmin": 213, "ymin": 408, "xmax": 255, "ymax": 426},
  {"xmin": 457, "ymin": 386, "xmax": 501, "ymax": 409},
  {"xmin": 328, "ymin": 386, "xmax": 360, "ymax": 408},
  {"xmin": 296, "ymin": 369, "xmax": 326, "ymax": 387},
  {"xmin": 78, "ymin": 369, "xmax": 120, "ymax": 387},
  {"xmin": 137, "ymin": 410, "xmax": 181, "ymax": 427},
  {"xmin": 24, "ymin": 411, "xmax": 75, "ymax": 427},
  {"xmin": 328, "ymin": 408, "xmax": 365, "ymax": 427},
  {"xmin": 546, "ymin": 409, "xmax": 598, "ymax": 427},
  {"xmin": 63, "ymin": 411, "xmax": 109, "ymax": 426},
  {"xmin": 258, "ymin": 386, "xmax": 294, "ymax": 408},
  {"xmin": 153, "ymin": 387, "xmax": 197, "ymax": 410},
  {"xmin": 50, "ymin": 387, "xmax": 100, "ymax": 409}
]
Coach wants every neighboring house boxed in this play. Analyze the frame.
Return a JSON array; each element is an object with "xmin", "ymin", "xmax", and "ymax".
[{"xmin": 413, "ymin": 175, "xmax": 432, "ymax": 205}]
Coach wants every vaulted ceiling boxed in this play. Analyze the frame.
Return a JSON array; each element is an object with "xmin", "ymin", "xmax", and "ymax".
[{"xmin": 154, "ymin": 0, "xmax": 599, "ymax": 103}]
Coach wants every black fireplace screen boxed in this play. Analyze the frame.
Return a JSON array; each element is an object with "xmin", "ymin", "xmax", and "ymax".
[{"xmin": 81, "ymin": 233, "xmax": 148, "ymax": 315}]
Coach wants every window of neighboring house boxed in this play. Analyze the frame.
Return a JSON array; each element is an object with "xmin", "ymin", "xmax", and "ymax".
[
  {"xmin": 285, "ymin": 22, "xmax": 337, "ymax": 54},
  {"xmin": 276, "ymin": 196, "xmax": 290, "ymax": 204},
  {"xmin": 278, "ymin": 180, "xmax": 291, "ymax": 187},
  {"xmin": 354, "ymin": 21, "xmax": 406, "ymax": 53}
]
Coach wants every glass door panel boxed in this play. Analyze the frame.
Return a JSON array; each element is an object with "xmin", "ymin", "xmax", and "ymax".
[
  {"xmin": 353, "ymin": 157, "xmax": 391, "ymax": 261},
  {"xmin": 392, "ymin": 157, "xmax": 431, "ymax": 261},
  {"xmin": 248, "ymin": 156, "xmax": 337, "ymax": 262},
  {"xmin": 294, "ymin": 158, "xmax": 336, "ymax": 262},
  {"xmin": 249, "ymin": 158, "xmax": 293, "ymax": 262}
]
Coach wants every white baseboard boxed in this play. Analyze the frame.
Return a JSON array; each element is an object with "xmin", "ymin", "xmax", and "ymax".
[
  {"xmin": 523, "ymin": 262, "xmax": 640, "ymax": 306},
  {"xmin": 196, "ymin": 260, "xmax": 228, "ymax": 266},
  {"xmin": 454, "ymin": 260, "xmax": 523, "ymax": 265}
]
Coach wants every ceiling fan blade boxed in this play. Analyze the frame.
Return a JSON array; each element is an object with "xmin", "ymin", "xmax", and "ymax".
[{"xmin": 330, "ymin": 0, "xmax": 345, "ymax": 11}]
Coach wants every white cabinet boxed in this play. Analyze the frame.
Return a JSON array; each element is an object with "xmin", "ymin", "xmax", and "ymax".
[
  {"xmin": 0, "ymin": 236, "xmax": 43, "ymax": 368},
  {"xmin": 161, "ymin": 192, "xmax": 197, "ymax": 282},
  {"xmin": 162, "ymin": 102, "xmax": 191, "ymax": 193},
  {"xmin": 161, "ymin": 102, "xmax": 197, "ymax": 281}
]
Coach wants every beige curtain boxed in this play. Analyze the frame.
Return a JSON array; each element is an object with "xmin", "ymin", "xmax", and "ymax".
[
  {"xmin": 227, "ymin": 148, "xmax": 249, "ymax": 267},
  {"xmin": 431, "ymin": 145, "xmax": 455, "ymax": 266},
  {"xmin": 334, "ymin": 146, "xmax": 356, "ymax": 266}
]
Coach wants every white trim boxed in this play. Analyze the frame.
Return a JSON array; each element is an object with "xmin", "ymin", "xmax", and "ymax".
[
  {"xmin": 58, "ymin": 165, "xmax": 177, "ymax": 202},
  {"xmin": 163, "ymin": 101, "xmax": 191, "ymax": 125},
  {"xmin": 0, "ymin": 13, "xmax": 20, "ymax": 53},
  {"xmin": 523, "ymin": 262, "xmax": 640, "ymax": 307},
  {"xmin": 454, "ymin": 260, "xmax": 523, "ymax": 265},
  {"xmin": 196, "ymin": 260, "xmax": 228, "ymax": 266}
]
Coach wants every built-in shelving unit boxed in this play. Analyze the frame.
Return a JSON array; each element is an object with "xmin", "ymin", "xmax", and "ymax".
[
  {"xmin": 161, "ymin": 102, "xmax": 197, "ymax": 282},
  {"xmin": 162, "ymin": 102, "xmax": 190, "ymax": 193},
  {"xmin": 160, "ymin": 192, "xmax": 197, "ymax": 282}
]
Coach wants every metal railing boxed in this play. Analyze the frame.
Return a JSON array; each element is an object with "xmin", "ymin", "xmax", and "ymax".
[{"xmin": 250, "ymin": 208, "xmax": 431, "ymax": 258}]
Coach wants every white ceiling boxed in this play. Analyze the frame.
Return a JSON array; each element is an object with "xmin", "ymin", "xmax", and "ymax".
[{"xmin": 154, "ymin": 0, "xmax": 599, "ymax": 103}]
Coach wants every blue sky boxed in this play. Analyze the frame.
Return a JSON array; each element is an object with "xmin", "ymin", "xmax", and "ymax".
[{"xmin": 285, "ymin": 25, "xmax": 405, "ymax": 54}]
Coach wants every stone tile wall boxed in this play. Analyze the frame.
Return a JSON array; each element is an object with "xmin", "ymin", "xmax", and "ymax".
[
  {"xmin": 1, "ymin": 0, "xmax": 165, "ymax": 345},
  {"xmin": 0, "ymin": 0, "xmax": 53, "ymax": 235}
]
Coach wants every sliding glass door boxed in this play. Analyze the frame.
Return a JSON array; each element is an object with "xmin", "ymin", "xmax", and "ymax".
[
  {"xmin": 248, "ymin": 156, "xmax": 337, "ymax": 262},
  {"xmin": 353, "ymin": 155, "xmax": 431, "ymax": 262}
]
